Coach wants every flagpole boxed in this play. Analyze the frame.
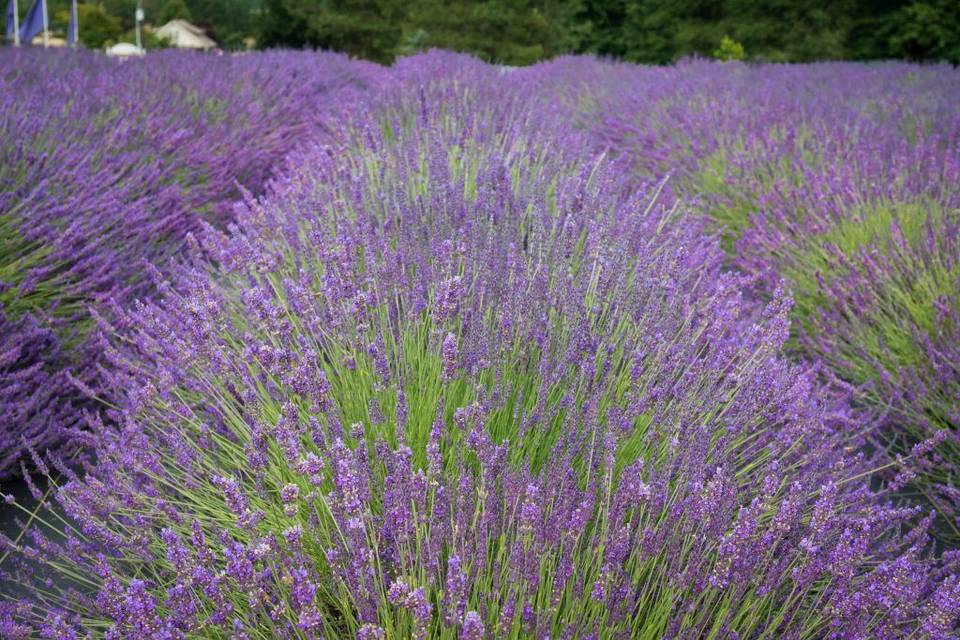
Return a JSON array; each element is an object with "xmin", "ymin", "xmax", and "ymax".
[
  {"xmin": 134, "ymin": 2, "xmax": 142, "ymax": 51},
  {"xmin": 40, "ymin": 0, "xmax": 46, "ymax": 47},
  {"xmin": 12, "ymin": 0, "xmax": 19, "ymax": 46}
]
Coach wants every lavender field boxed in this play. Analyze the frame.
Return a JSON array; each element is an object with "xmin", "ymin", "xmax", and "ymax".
[{"xmin": 1, "ymin": 49, "xmax": 958, "ymax": 639}]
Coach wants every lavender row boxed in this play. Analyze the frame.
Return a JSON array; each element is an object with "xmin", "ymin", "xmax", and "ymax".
[
  {"xmin": 579, "ymin": 58, "xmax": 960, "ymax": 538},
  {"xmin": 0, "ymin": 48, "xmax": 383, "ymax": 475}
]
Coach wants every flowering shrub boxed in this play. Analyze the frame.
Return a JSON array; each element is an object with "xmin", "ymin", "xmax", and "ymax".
[
  {"xmin": 2, "ymin": 57, "xmax": 958, "ymax": 638},
  {"xmin": 587, "ymin": 59, "xmax": 960, "ymax": 539},
  {"xmin": 0, "ymin": 48, "xmax": 383, "ymax": 474}
]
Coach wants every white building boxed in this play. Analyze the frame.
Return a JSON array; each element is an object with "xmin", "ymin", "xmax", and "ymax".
[{"xmin": 155, "ymin": 19, "xmax": 217, "ymax": 50}]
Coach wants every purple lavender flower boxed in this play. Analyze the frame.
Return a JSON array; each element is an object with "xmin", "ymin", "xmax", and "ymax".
[
  {"xmin": 462, "ymin": 610, "xmax": 485, "ymax": 640},
  {"xmin": 281, "ymin": 483, "xmax": 300, "ymax": 517},
  {"xmin": 442, "ymin": 554, "xmax": 467, "ymax": 626},
  {"xmin": 1, "ymin": 50, "xmax": 958, "ymax": 640},
  {"xmin": 357, "ymin": 624, "xmax": 386, "ymax": 640},
  {"xmin": 441, "ymin": 333, "xmax": 459, "ymax": 382}
]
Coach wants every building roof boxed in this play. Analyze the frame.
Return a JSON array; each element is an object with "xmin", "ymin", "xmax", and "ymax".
[
  {"xmin": 29, "ymin": 35, "xmax": 68, "ymax": 47},
  {"xmin": 155, "ymin": 19, "xmax": 217, "ymax": 50}
]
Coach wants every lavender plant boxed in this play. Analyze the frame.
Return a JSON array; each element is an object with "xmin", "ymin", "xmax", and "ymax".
[
  {"xmin": 585, "ymin": 58, "xmax": 960, "ymax": 539},
  {"xmin": 3, "ymin": 60, "xmax": 958, "ymax": 638},
  {"xmin": 0, "ymin": 48, "xmax": 382, "ymax": 474},
  {"xmin": 738, "ymin": 198, "xmax": 960, "ymax": 536}
]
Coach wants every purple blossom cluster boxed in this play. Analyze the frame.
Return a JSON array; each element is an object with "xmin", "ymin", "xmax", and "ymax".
[
  {"xmin": 0, "ymin": 48, "xmax": 383, "ymax": 474},
  {"xmin": 1, "ymin": 51, "xmax": 959, "ymax": 638}
]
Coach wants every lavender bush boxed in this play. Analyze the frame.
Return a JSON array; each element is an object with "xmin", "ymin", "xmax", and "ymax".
[
  {"xmin": 586, "ymin": 59, "xmax": 960, "ymax": 538},
  {"xmin": 2, "ymin": 56, "xmax": 959, "ymax": 638},
  {"xmin": 0, "ymin": 48, "xmax": 382, "ymax": 474}
]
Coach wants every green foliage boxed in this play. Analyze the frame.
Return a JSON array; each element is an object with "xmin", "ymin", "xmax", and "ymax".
[
  {"xmin": 396, "ymin": 27, "xmax": 429, "ymax": 56},
  {"xmin": 73, "ymin": 3, "xmax": 124, "ymax": 49},
  {"xmin": 0, "ymin": 212, "xmax": 78, "ymax": 336},
  {"xmin": 99, "ymin": 0, "xmax": 138, "ymax": 30},
  {"xmin": 258, "ymin": 0, "xmax": 308, "ymax": 49},
  {"xmin": 306, "ymin": 0, "xmax": 404, "ymax": 64},
  {"xmin": 257, "ymin": 0, "xmax": 569, "ymax": 65},
  {"xmin": 570, "ymin": 0, "xmax": 960, "ymax": 65},
  {"xmin": 888, "ymin": 1, "xmax": 960, "ymax": 63},
  {"xmin": 621, "ymin": 0, "xmax": 678, "ymax": 64},
  {"xmin": 258, "ymin": 0, "xmax": 400, "ymax": 62},
  {"xmin": 404, "ymin": 0, "xmax": 571, "ymax": 65},
  {"xmin": 780, "ymin": 201, "xmax": 951, "ymax": 346},
  {"xmin": 713, "ymin": 35, "xmax": 744, "ymax": 60},
  {"xmin": 158, "ymin": 0, "xmax": 193, "ymax": 23},
  {"xmin": 571, "ymin": 0, "xmax": 677, "ymax": 63}
]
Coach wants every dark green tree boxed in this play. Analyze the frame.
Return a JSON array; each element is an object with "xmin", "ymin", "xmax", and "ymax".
[
  {"xmin": 568, "ymin": 0, "xmax": 959, "ymax": 64},
  {"xmin": 158, "ymin": 0, "xmax": 193, "ymax": 23},
  {"xmin": 57, "ymin": 3, "xmax": 124, "ymax": 48},
  {"xmin": 569, "ymin": 0, "xmax": 629, "ymax": 58},
  {"xmin": 888, "ymin": 1, "xmax": 960, "ymax": 63},
  {"xmin": 258, "ymin": 0, "xmax": 571, "ymax": 65},
  {"xmin": 176, "ymin": 0, "xmax": 262, "ymax": 48},
  {"xmin": 404, "ymin": 0, "xmax": 572, "ymax": 65},
  {"xmin": 259, "ymin": 0, "xmax": 401, "ymax": 62},
  {"xmin": 572, "ymin": 0, "xmax": 684, "ymax": 63},
  {"xmin": 99, "ymin": 0, "xmax": 138, "ymax": 30},
  {"xmin": 622, "ymin": 0, "xmax": 679, "ymax": 63},
  {"xmin": 307, "ymin": 0, "xmax": 403, "ymax": 63},
  {"xmin": 259, "ymin": 0, "xmax": 309, "ymax": 48}
]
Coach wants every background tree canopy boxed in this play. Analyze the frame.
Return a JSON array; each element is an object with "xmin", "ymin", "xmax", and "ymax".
[{"xmin": 5, "ymin": 0, "xmax": 960, "ymax": 64}]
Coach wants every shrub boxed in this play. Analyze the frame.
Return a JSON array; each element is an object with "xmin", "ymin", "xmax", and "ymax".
[
  {"xmin": 713, "ymin": 36, "xmax": 745, "ymax": 61},
  {"xmin": 2, "ymin": 58, "xmax": 957, "ymax": 638}
]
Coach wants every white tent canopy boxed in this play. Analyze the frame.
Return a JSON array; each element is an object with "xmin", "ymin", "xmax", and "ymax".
[
  {"xmin": 106, "ymin": 42, "xmax": 145, "ymax": 57},
  {"xmin": 155, "ymin": 19, "xmax": 217, "ymax": 50}
]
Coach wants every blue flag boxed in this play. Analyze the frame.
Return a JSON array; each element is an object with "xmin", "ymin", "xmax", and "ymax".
[
  {"xmin": 18, "ymin": 0, "xmax": 42, "ymax": 44},
  {"xmin": 5, "ymin": 0, "xmax": 15, "ymax": 41},
  {"xmin": 67, "ymin": 0, "xmax": 77, "ymax": 45}
]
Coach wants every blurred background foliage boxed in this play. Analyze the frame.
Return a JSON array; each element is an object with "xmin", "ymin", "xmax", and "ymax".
[
  {"xmin": 6, "ymin": 0, "xmax": 960, "ymax": 63},
  {"xmin": 257, "ymin": 0, "xmax": 960, "ymax": 64}
]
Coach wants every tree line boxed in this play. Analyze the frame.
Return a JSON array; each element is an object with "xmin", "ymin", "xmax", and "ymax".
[
  {"xmin": 259, "ymin": 0, "xmax": 959, "ymax": 65},
  {"xmin": 6, "ymin": 0, "xmax": 959, "ymax": 64}
]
